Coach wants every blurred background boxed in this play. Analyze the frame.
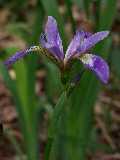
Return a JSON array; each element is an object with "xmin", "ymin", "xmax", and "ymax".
[{"xmin": 0, "ymin": 0, "xmax": 120, "ymax": 160}]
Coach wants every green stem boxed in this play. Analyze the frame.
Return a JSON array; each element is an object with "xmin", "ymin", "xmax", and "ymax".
[
  {"xmin": 45, "ymin": 92, "xmax": 67, "ymax": 160},
  {"xmin": 45, "ymin": 69, "xmax": 85, "ymax": 160}
]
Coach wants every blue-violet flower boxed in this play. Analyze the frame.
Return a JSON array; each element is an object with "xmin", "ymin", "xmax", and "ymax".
[{"xmin": 4, "ymin": 16, "xmax": 110, "ymax": 84}]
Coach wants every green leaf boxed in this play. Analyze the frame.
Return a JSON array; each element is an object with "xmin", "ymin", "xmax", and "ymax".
[
  {"xmin": 0, "ymin": 63, "xmax": 22, "ymax": 114},
  {"xmin": 26, "ymin": 0, "xmax": 44, "ymax": 111},
  {"xmin": 83, "ymin": 0, "xmax": 91, "ymax": 17},
  {"xmin": 7, "ymin": 23, "xmax": 30, "ymax": 42},
  {"xmin": 14, "ymin": 61, "xmax": 29, "ymax": 117},
  {"xmin": 111, "ymin": 46, "xmax": 120, "ymax": 78},
  {"xmin": 45, "ymin": 61, "xmax": 63, "ymax": 103},
  {"xmin": 99, "ymin": 0, "xmax": 117, "ymax": 29},
  {"xmin": 72, "ymin": 0, "xmax": 83, "ymax": 9},
  {"xmin": 4, "ymin": 128, "xmax": 23, "ymax": 158},
  {"xmin": 94, "ymin": 0, "xmax": 101, "ymax": 30},
  {"xmin": 2, "ymin": 1, "xmax": 45, "ymax": 159},
  {"xmin": 73, "ymin": 0, "xmax": 91, "ymax": 17},
  {"xmin": 88, "ymin": 128, "xmax": 113, "ymax": 153},
  {"xmin": 49, "ymin": 73, "xmax": 100, "ymax": 160},
  {"xmin": 64, "ymin": 0, "xmax": 76, "ymax": 33},
  {"xmin": 0, "ymin": 60, "xmax": 38, "ymax": 160}
]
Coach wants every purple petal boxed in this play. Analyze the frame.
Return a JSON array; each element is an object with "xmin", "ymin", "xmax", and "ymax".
[
  {"xmin": 80, "ymin": 31, "xmax": 109, "ymax": 53},
  {"xmin": 40, "ymin": 16, "xmax": 64, "ymax": 61},
  {"xmin": 4, "ymin": 46, "xmax": 41, "ymax": 67},
  {"xmin": 40, "ymin": 33, "xmax": 63, "ymax": 61},
  {"xmin": 4, "ymin": 50, "xmax": 26, "ymax": 67},
  {"xmin": 65, "ymin": 30, "xmax": 92, "ymax": 60},
  {"xmin": 79, "ymin": 54, "xmax": 109, "ymax": 83}
]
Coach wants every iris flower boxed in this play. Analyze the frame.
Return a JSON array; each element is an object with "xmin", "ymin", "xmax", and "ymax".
[{"xmin": 4, "ymin": 16, "xmax": 109, "ymax": 83}]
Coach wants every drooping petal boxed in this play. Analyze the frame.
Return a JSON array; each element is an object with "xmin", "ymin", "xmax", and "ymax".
[
  {"xmin": 4, "ymin": 50, "xmax": 26, "ymax": 67},
  {"xmin": 4, "ymin": 46, "xmax": 41, "ymax": 67},
  {"xmin": 65, "ymin": 30, "xmax": 92, "ymax": 60},
  {"xmin": 79, "ymin": 54, "xmax": 109, "ymax": 83},
  {"xmin": 79, "ymin": 31, "xmax": 109, "ymax": 53},
  {"xmin": 40, "ymin": 16, "xmax": 64, "ymax": 61}
]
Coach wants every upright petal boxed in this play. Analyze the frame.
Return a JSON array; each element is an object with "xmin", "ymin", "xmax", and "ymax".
[
  {"xmin": 40, "ymin": 16, "xmax": 64, "ymax": 61},
  {"xmin": 80, "ymin": 31, "xmax": 109, "ymax": 53},
  {"xmin": 40, "ymin": 33, "xmax": 63, "ymax": 61},
  {"xmin": 65, "ymin": 30, "xmax": 92, "ymax": 60},
  {"xmin": 79, "ymin": 54, "xmax": 109, "ymax": 83},
  {"xmin": 45, "ymin": 16, "xmax": 63, "ymax": 53}
]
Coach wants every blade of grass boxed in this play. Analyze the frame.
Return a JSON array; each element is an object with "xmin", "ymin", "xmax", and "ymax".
[
  {"xmin": 0, "ymin": 63, "xmax": 23, "ymax": 117},
  {"xmin": 99, "ymin": 0, "xmax": 117, "ymax": 29},
  {"xmin": 26, "ymin": 0, "xmax": 44, "ymax": 106},
  {"xmin": 2, "ymin": 1, "xmax": 45, "ymax": 159},
  {"xmin": 21, "ymin": 1, "xmax": 45, "ymax": 159},
  {"xmin": 72, "ymin": 0, "xmax": 83, "ymax": 10},
  {"xmin": 83, "ymin": 0, "xmax": 91, "ymax": 17},
  {"xmin": 15, "ymin": 1, "xmax": 45, "ymax": 158},
  {"xmin": 14, "ymin": 61, "xmax": 28, "ymax": 114},
  {"xmin": 4, "ymin": 128, "xmax": 23, "ymax": 160},
  {"xmin": 64, "ymin": 0, "xmax": 76, "ymax": 33},
  {"xmin": 14, "ymin": 61, "xmax": 39, "ymax": 159},
  {"xmin": 72, "ymin": 0, "xmax": 91, "ymax": 18},
  {"xmin": 94, "ymin": 0, "xmax": 101, "ymax": 31},
  {"xmin": 110, "ymin": 46, "xmax": 120, "ymax": 78},
  {"xmin": 48, "ymin": 73, "xmax": 99, "ymax": 160},
  {"xmin": 3, "ymin": 45, "xmax": 39, "ymax": 159},
  {"xmin": 0, "ymin": 62, "xmax": 38, "ymax": 160}
]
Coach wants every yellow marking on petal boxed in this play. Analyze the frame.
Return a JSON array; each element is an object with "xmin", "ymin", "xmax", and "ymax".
[
  {"xmin": 80, "ymin": 54, "xmax": 94, "ymax": 67},
  {"xmin": 26, "ymin": 45, "xmax": 63, "ymax": 68},
  {"xmin": 26, "ymin": 45, "xmax": 43, "ymax": 53}
]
